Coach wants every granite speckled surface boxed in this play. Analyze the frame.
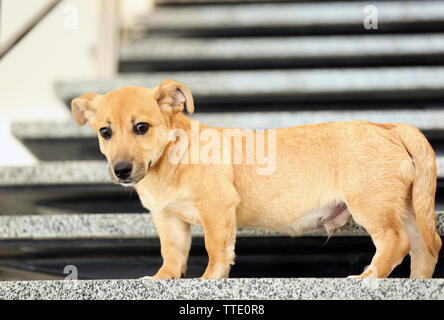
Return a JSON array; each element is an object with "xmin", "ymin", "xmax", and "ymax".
[
  {"xmin": 0, "ymin": 212, "xmax": 442, "ymax": 240},
  {"xmin": 121, "ymin": 34, "xmax": 444, "ymax": 61},
  {"xmin": 55, "ymin": 67, "xmax": 444, "ymax": 101},
  {"xmin": 141, "ymin": 1, "xmax": 444, "ymax": 30},
  {"xmin": 11, "ymin": 109, "xmax": 444, "ymax": 139},
  {"xmin": 0, "ymin": 161, "xmax": 110, "ymax": 185},
  {"xmin": 0, "ymin": 158, "xmax": 443, "ymax": 186},
  {"xmin": 11, "ymin": 121, "xmax": 96, "ymax": 139},
  {"xmin": 0, "ymin": 278, "xmax": 442, "ymax": 300}
]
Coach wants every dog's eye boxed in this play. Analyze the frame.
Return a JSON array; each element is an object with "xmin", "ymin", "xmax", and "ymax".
[
  {"xmin": 134, "ymin": 122, "xmax": 149, "ymax": 135},
  {"xmin": 99, "ymin": 127, "xmax": 112, "ymax": 140}
]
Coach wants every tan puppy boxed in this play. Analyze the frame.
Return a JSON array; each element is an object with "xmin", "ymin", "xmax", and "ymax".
[{"xmin": 71, "ymin": 79, "xmax": 441, "ymax": 279}]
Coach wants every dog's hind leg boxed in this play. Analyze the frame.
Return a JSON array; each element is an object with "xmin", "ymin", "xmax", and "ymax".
[
  {"xmin": 404, "ymin": 214, "xmax": 440, "ymax": 278},
  {"xmin": 345, "ymin": 199, "xmax": 411, "ymax": 278}
]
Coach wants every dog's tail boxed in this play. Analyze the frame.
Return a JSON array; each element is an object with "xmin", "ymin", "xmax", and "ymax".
[{"xmin": 394, "ymin": 123, "xmax": 441, "ymax": 257}]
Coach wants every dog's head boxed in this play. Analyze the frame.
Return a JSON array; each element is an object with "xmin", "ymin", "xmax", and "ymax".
[{"xmin": 71, "ymin": 79, "xmax": 194, "ymax": 186}]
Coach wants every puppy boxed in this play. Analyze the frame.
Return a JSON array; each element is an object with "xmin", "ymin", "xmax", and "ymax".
[{"xmin": 71, "ymin": 78, "xmax": 441, "ymax": 279}]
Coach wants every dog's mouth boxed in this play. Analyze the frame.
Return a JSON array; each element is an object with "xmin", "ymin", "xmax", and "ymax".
[
  {"xmin": 109, "ymin": 163, "xmax": 149, "ymax": 187},
  {"xmin": 119, "ymin": 179, "xmax": 135, "ymax": 187},
  {"xmin": 117, "ymin": 177, "xmax": 143, "ymax": 187},
  {"xmin": 119, "ymin": 161, "xmax": 152, "ymax": 186}
]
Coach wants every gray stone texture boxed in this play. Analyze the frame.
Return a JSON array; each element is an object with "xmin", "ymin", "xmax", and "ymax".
[{"xmin": 0, "ymin": 278, "xmax": 442, "ymax": 300}]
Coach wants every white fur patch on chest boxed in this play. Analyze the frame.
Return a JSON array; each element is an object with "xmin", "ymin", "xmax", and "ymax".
[
  {"xmin": 166, "ymin": 200, "xmax": 201, "ymax": 226},
  {"xmin": 137, "ymin": 185, "xmax": 158, "ymax": 211},
  {"xmin": 136, "ymin": 184, "xmax": 201, "ymax": 225}
]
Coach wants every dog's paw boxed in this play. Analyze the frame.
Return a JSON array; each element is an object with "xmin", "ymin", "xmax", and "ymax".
[
  {"xmin": 139, "ymin": 275, "xmax": 154, "ymax": 280},
  {"xmin": 347, "ymin": 265, "xmax": 378, "ymax": 279}
]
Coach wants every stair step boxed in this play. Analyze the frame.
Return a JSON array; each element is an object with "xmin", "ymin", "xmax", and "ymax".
[
  {"xmin": 0, "ymin": 278, "xmax": 443, "ymax": 299},
  {"xmin": 0, "ymin": 161, "xmax": 110, "ymax": 186},
  {"xmin": 140, "ymin": 1, "xmax": 444, "ymax": 36},
  {"xmin": 1, "ymin": 158, "xmax": 443, "ymax": 187},
  {"xmin": 0, "ymin": 212, "xmax": 443, "ymax": 240},
  {"xmin": 0, "ymin": 214, "xmax": 442, "ymax": 280},
  {"xmin": 55, "ymin": 67, "xmax": 444, "ymax": 108},
  {"xmin": 11, "ymin": 109, "xmax": 444, "ymax": 160},
  {"xmin": 0, "ymin": 158, "xmax": 443, "ymax": 213},
  {"xmin": 120, "ymin": 34, "xmax": 444, "ymax": 72},
  {"xmin": 155, "ymin": 0, "xmax": 411, "ymax": 5},
  {"xmin": 155, "ymin": 0, "xmax": 316, "ymax": 5},
  {"xmin": 14, "ymin": 109, "xmax": 444, "ymax": 137},
  {"xmin": 0, "ymin": 161, "xmax": 142, "ymax": 214}
]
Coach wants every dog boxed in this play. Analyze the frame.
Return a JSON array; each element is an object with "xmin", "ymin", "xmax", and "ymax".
[{"xmin": 71, "ymin": 78, "xmax": 441, "ymax": 279}]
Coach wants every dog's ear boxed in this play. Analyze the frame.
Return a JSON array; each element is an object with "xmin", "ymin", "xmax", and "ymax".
[
  {"xmin": 156, "ymin": 78, "xmax": 194, "ymax": 115},
  {"xmin": 71, "ymin": 93, "xmax": 103, "ymax": 126}
]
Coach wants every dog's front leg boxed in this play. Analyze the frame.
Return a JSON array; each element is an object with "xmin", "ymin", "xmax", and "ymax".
[
  {"xmin": 150, "ymin": 210, "xmax": 191, "ymax": 279},
  {"xmin": 200, "ymin": 204, "xmax": 237, "ymax": 279}
]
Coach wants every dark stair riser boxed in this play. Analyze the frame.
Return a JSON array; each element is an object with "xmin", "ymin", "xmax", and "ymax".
[
  {"xmin": 0, "ymin": 236, "xmax": 443, "ymax": 279},
  {"xmin": 142, "ymin": 21, "xmax": 444, "ymax": 38},
  {"xmin": 0, "ymin": 184, "xmax": 144, "ymax": 214},
  {"xmin": 120, "ymin": 54, "xmax": 444, "ymax": 73}
]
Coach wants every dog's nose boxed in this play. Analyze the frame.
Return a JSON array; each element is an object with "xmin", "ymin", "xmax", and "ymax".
[{"xmin": 114, "ymin": 162, "xmax": 133, "ymax": 180}]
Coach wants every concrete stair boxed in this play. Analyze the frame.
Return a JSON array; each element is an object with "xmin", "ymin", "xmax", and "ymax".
[
  {"xmin": 0, "ymin": 161, "xmax": 141, "ymax": 214},
  {"xmin": 1, "ymin": 278, "xmax": 443, "ymax": 300},
  {"xmin": 11, "ymin": 109, "xmax": 444, "ymax": 161},
  {"xmin": 55, "ymin": 67, "xmax": 444, "ymax": 107},
  {"xmin": 120, "ymin": 34, "xmax": 444, "ymax": 71},
  {"xmin": 155, "ymin": 0, "xmax": 309, "ymax": 4},
  {"xmin": 0, "ymin": 212, "xmax": 442, "ymax": 282},
  {"xmin": 0, "ymin": 211, "xmax": 443, "ymax": 240},
  {"xmin": 0, "ymin": 158, "xmax": 443, "ymax": 214},
  {"xmin": 2, "ymin": 0, "xmax": 444, "ymax": 298},
  {"xmin": 138, "ymin": 1, "xmax": 444, "ymax": 36}
]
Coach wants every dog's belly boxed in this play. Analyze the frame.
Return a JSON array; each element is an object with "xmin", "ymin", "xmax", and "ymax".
[
  {"xmin": 238, "ymin": 202, "xmax": 351, "ymax": 237},
  {"xmin": 276, "ymin": 202, "xmax": 351, "ymax": 236}
]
